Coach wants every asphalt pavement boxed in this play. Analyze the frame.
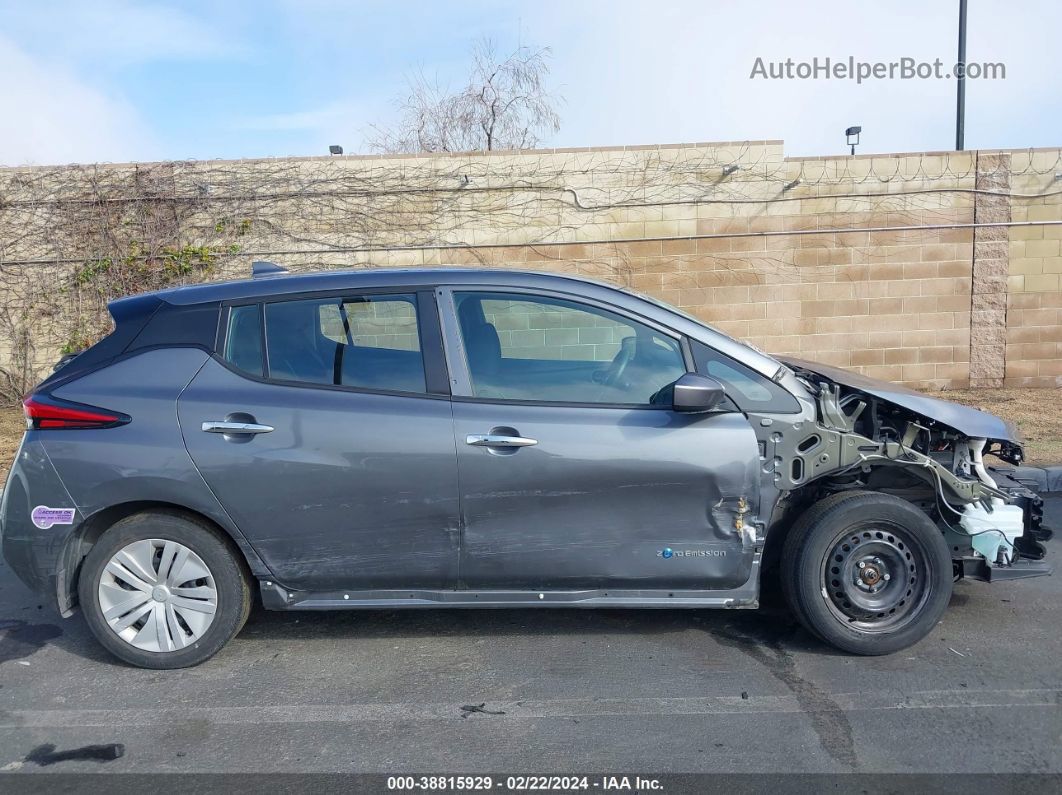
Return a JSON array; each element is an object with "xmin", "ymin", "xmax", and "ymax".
[{"xmin": 0, "ymin": 497, "xmax": 1060, "ymax": 778}]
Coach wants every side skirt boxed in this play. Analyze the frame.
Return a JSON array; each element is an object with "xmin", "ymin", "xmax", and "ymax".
[{"xmin": 258, "ymin": 564, "xmax": 762, "ymax": 611}]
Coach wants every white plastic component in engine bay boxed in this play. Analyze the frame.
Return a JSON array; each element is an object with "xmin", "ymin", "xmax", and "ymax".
[{"xmin": 960, "ymin": 498, "xmax": 1024, "ymax": 565}]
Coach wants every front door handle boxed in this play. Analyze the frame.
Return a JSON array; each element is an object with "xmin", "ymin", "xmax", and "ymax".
[
  {"xmin": 202, "ymin": 421, "xmax": 275, "ymax": 435},
  {"xmin": 466, "ymin": 434, "xmax": 537, "ymax": 448}
]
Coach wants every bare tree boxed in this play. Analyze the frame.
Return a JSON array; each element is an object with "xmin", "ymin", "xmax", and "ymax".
[{"xmin": 367, "ymin": 39, "xmax": 561, "ymax": 154}]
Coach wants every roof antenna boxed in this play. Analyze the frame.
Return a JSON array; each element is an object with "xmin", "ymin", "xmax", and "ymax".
[{"xmin": 252, "ymin": 260, "xmax": 289, "ymax": 279}]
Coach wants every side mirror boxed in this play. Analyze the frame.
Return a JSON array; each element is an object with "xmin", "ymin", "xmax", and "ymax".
[{"xmin": 672, "ymin": 373, "xmax": 726, "ymax": 413}]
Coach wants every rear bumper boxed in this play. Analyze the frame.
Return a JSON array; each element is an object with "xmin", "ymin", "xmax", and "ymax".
[{"xmin": 0, "ymin": 436, "xmax": 82, "ymax": 615}]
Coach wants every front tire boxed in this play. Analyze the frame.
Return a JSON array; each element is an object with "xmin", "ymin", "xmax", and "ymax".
[
  {"xmin": 78, "ymin": 511, "xmax": 252, "ymax": 669},
  {"xmin": 781, "ymin": 491, "xmax": 952, "ymax": 655}
]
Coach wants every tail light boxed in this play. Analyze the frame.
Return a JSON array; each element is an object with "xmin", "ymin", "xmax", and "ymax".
[{"xmin": 22, "ymin": 394, "xmax": 130, "ymax": 430}]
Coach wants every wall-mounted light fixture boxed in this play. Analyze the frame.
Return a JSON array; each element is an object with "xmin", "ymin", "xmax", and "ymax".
[{"xmin": 329, "ymin": 145, "xmax": 343, "ymax": 155}]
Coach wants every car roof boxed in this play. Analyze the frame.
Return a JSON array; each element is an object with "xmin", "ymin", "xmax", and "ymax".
[{"xmin": 148, "ymin": 267, "xmax": 621, "ymax": 306}]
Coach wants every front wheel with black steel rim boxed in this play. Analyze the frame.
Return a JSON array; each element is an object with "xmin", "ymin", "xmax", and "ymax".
[
  {"xmin": 781, "ymin": 490, "xmax": 952, "ymax": 655},
  {"xmin": 78, "ymin": 511, "xmax": 252, "ymax": 669}
]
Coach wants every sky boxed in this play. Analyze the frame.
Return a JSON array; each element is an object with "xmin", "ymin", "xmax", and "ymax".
[{"xmin": 0, "ymin": 0, "xmax": 1060, "ymax": 166}]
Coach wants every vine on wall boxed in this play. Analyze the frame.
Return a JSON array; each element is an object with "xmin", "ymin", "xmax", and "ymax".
[
  {"xmin": 3, "ymin": 145, "xmax": 1044, "ymax": 404},
  {"xmin": 0, "ymin": 162, "xmax": 261, "ymax": 400},
  {"xmin": 1, "ymin": 151, "xmax": 741, "ymax": 401}
]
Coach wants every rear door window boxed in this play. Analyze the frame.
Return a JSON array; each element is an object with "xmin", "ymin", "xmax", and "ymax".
[
  {"xmin": 264, "ymin": 294, "xmax": 426, "ymax": 393},
  {"xmin": 223, "ymin": 294, "xmax": 429, "ymax": 394}
]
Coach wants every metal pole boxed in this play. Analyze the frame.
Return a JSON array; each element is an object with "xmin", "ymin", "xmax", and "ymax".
[{"xmin": 956, "ymin": 0, "xmax": 967, "ymax": 150}]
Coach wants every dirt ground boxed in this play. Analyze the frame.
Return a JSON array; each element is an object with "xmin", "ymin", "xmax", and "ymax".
[
  {"xmin": 1, "ymin": 406, "xmax": 23, "ymax": 485},
  {"xmin": 1, "ymin": 388, "xmax": 1060, "ymax": 485},
  {"xmin": 928, "ymin": 387, "xmax": 1062, "ymax": 466}
]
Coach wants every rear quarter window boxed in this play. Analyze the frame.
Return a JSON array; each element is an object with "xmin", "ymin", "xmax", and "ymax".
[{"xmin": 223, "ymin": 304, "xmax": 264, "ymax": 376}]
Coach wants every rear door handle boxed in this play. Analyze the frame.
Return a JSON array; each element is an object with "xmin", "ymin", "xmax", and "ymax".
[
  {"xmin": 202, "ymin": 421, "xmax": 275, "ymax": 435},
  {"xmin": 466, "ymin": 434, "xmax": 537, "ymax": 448}
]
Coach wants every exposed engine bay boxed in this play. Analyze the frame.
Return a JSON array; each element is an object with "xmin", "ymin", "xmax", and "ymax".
[{"xmin": 760, "ymin": 358, "xmax": 1052, "ymax": 582}]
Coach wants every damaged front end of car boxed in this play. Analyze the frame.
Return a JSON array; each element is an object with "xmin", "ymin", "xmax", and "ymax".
[{"xmin": 764, "ymin": 357, "xmax": 1053, "ymax": 584}]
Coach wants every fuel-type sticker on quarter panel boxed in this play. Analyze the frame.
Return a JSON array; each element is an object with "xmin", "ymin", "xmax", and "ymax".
[{"xmin": 31, "ymin": 506, "xmax": 76, "ymax": 529}]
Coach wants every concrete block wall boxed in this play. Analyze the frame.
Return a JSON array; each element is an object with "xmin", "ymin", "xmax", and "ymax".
[
  {"xmin": 0, "ymin": 140, "xmax": 1060, "ymax": 391},
  {"xmin": 1005, "ymin": 150, "xmax": 1062, "ymax": 386}
]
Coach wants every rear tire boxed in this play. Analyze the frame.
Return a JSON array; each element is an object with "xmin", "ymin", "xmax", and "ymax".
[
  {"xmin": 78, "ymin": 511, "xmax": 252, "ymax": 669},
  {"xmin": 781, "ymin": 490, "xmax": 952, "ymax": 655}
]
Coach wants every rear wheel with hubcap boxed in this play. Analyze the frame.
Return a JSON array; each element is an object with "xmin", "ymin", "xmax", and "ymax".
[
  {"xmin": 781, "ymin": 490, "xmax": 952, "ymax": 655},
  {"xmin": 79, "ymin": 511, "xmax": 251, "ymax": 668}
]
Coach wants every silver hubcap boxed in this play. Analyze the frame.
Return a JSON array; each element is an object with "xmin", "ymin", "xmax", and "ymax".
[{"xmin": 98, "ymin": 539, "xmax": 218, "ymax": 653}]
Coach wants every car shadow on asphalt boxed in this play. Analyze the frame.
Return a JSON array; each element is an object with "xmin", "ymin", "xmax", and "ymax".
[
  {"xmin": 234, "ymin": 600, "xmax": 839, "ymax": 656},
  {"xmin": 28, "ymin": 601, "xmax": 841, "ymax": 669},
  {"xmin": 26, "ymin": 577, "xmax": 987, "ymax": 668},
  {"xmin": 227, "ymin": 573, "xmax": 983, "ymax": 664}
]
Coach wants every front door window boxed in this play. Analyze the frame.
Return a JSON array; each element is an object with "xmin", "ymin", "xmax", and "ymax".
[{"xmin": 455, "ymin": 291, "xmax": 686, "ymax": 405}]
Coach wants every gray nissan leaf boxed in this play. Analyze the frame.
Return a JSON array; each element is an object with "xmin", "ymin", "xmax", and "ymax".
[{"xmin": 1, "ymin": 264, "xmax": 1052, "ymax": 668}]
